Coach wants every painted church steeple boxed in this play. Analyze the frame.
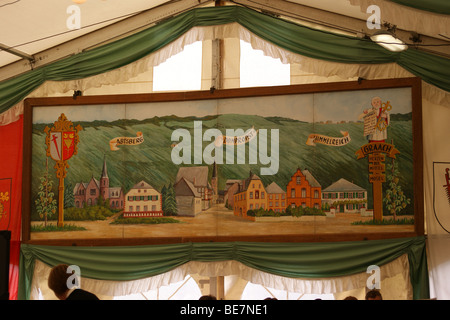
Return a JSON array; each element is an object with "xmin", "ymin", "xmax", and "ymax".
[{"xmin": 100, "ymin": 155, "xmax": 109, "ymax": 200}]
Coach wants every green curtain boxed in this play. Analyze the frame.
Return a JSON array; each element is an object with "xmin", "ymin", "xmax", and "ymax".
[
  {"xmin": 19, "ymin": 236, "xmax": 429, "ymax": 300},
  {"xmin": 388, "ymin": 0, "xmax": 450, "ymax": 15},
  {"xmin": 1, "ymin": 5, "xmax": 450, "ymax": 115}
]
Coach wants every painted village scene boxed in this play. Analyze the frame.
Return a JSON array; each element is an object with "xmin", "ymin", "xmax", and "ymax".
[{"xmin": 29, "ymin": 87, "xmax": 416, "ymax": 240}]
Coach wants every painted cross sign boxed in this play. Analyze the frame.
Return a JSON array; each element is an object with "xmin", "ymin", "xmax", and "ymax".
[{"xmin": 356, "ymin": 142, "xmax": 399, "ymax": 221}]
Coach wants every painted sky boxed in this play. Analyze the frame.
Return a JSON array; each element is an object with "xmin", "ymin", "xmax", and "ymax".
[{"xmin": 33, "ymin": 87, "xmax": 412, "ymax": 124}]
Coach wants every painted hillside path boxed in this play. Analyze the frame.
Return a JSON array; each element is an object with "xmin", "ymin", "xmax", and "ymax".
[{"xmin": 30, "ymin": 204, "xmax": 414, "ymax": 240}]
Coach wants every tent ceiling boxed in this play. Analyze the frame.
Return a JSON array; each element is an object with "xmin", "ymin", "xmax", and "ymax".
[
  {"xmin": 288, "ymin": 0, "xmax": 367, "ymax": 19},
  {"xmin": 0, "ymin": 0, "xmax": 171, "ymax": 67},
  {"xmin": 0, "ymin": 0, "xmax": 449, "ymax": 79}
]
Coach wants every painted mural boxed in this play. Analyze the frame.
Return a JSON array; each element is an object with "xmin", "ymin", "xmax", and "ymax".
[{"xmin": 28, "ymin": 83, "xmax": 420, "ymax": 241}]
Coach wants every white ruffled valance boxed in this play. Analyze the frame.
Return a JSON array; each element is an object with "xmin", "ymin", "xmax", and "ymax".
[
  {"xmin": 0, "ymin": 101, "xmax": 23, "ymax": 126},
  {"xmin": 1, "ymin": 22, "xmax": 448, "ymax": 127},
  {"xmin": 31, "ymin": 253, "xmax": 412, "ymax": 300},
  {"xmin": 28, "ymin": 23, "xmax": 443, "ymax": 101}
]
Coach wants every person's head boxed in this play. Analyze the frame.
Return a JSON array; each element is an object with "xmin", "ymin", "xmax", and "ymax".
[
  {"xmin": 199, "ymin": 294, "xmax": 217, "ymax": 300},
  {"xmin": 48, "ymin": 264, "xmax": 72, "ymax": 300},
  {"xmin": 371, "ymin": 97, "xmax": 382, "ymax": 109},
  {"xmin": 365, "ymin": 289, "xmax": 383, "ymax": 300},
  {"xmin": 343, "ymin": 296, "xmax": 358, "ymax": 300}
]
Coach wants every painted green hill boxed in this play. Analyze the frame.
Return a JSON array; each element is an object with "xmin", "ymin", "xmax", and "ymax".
[{"xmin": 31, "ymin": 113, "xmax": 414, "ymax": 215}]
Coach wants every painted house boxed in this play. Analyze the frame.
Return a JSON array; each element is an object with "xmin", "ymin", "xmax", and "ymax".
[
  {"xmin": 123, "ymin": 180, "xmax": 163, "ymax": 218},
  {"xmin": 224, "ymin": 179, "xmax": 243, "ymax": 209},
  {"xmin": 266, "ymin": 182, "xmax": 286, "ymax": 213},
  {"xmin": 233, "ymin": 172, "xmax": 267, "ymax": 218},
  {"xmin": 108, "ymin": 187, "xmax": 124, "ymax": 211},
  {"xmin": 286, "ymin": 168, "xmax": 322, "ymax": 209},
  {"xmin": 175, "ymin": 166, "xmax": 212, "ymax": 210},
  {"xmin": 174, "ymin": 177, "xmax": 202, "ymax": 216},
  {"xmin": 322, "ymin": 178, "xmax": 367, "ymax": 213},
  {"xmin": 73, "ymin": 157, "xmax": 124, "ymax": 210}
]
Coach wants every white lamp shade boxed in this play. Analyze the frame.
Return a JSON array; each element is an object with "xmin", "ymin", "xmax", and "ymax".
[{"xmin": 370, "ymin": 31, "xmax": 408, "ymax": 52}]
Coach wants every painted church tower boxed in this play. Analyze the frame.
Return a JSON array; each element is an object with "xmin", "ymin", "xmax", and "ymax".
[{"xmin": 100, "ymin": 155, "xmax": 110, "ymax": 200}]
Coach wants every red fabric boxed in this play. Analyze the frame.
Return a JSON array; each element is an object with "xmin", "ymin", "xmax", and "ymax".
[{"xmin": 0, "ymin": 115, "xmax": 23, "ymax": 300}]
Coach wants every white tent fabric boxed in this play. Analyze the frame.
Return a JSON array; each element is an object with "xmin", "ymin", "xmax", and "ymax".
[
  {"xmin": 422, "ymin": 97, "xmax": 450, "ymax": 300},
  {"xmin": 30, "ymin": 254, "xmax": 412, "ymax": 300},
  {"xmin": 1, "ymin": 22, "xmax": 448, "ymax": 128},
  {"xmin": 22, "ymin": 23, "xmax": 450, "ymax": 105}
]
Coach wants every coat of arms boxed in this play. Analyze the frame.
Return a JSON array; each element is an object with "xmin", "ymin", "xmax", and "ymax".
[
  {"xmin": 444, "ymin": 168, "xmax": 450, "ymax": 205},
  {"xmin": 433, "ymin": 162, "xmax": 450, "ymax": 234},
  {"xmin": 49, "ymin": 131, "xmax": 76, "ymax": 161},
  {"xmin": 44, "ymin": 114, "xmax": 82, "ymax": 227}
]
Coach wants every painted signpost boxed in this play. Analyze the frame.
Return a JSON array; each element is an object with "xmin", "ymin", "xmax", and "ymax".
[
  {"xmin": 44, "ymin": 113, "xmax": 82, "ymax": 227},
  {"xmin": 356, "ymin": 141, "xmax": 399, "ymax": 221}
]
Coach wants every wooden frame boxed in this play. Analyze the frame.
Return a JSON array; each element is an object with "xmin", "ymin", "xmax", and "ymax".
[{"xmin": 22, "ymin": 77, "xmax": 423, "ymax": 246}]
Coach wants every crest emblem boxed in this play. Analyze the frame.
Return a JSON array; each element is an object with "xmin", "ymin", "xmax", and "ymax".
[
  {"xmin": 433, "ymin": 162, "xmax": 450, "ymax": 234},
  {"xmin": 49, "ymin": 131, "xmax": 75, "ymax": 161},
  {"xmin": 444, "ymin": 168, "xmax": 450, "ymax": 205},
  {"xmin": 44, "ymin": 113, "xmax": 82, "ymax": 227}
]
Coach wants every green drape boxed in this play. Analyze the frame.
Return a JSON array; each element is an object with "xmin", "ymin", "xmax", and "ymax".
[
  {"xmin": 1, "ymin": 5, "xmax": 450, "ymax": 115},
  {"xmin": 19, "ymin": 236, "xmax": 429, "ymax": 300},
  {"xmin": 388, "ymin": 0, "xmax": 450, "ymax": 15}
]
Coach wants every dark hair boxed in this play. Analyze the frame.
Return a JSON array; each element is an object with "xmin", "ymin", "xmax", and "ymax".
[
  {"xmin": 199, "ymin": 294, "xmax": 217, "ymax": 300},
  {"xmin": 48, "ymin": 264, "xmax": 72, "ymax": 296},
  {"xmin": 343, "ymin": 296, "xmax": 358, "ymax": 300},
  {"xmin": 365, "ymin": 289, "xmax": 383, "ymax": 300}
]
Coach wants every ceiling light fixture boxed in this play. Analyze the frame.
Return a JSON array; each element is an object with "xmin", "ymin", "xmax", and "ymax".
[{"xmin": 370, "ymin": 30, "xmax": 408, "ymax": 52}]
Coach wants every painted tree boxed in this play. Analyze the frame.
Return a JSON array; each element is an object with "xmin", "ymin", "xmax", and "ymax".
[
  {"xmin": 35, "ymin": 159, "xmax": 57, "ymax": 227},
  {"xmin": 163, "ymin": 183, "xmax": 178, "ymax": 216},
  {"xmin": 161, "ymin": 184, "xmax": 167, "ymax": 213},
  {"xmin": 97, "ymin": 194, "xmax": 110, "ymax": 209},
  {"xmin": 383, "ymin": 157, "xmax": 411, "ymax": 220},
  {"xmin": 64, "ymin": 182, "xmax": 75, "ymax": 208}
]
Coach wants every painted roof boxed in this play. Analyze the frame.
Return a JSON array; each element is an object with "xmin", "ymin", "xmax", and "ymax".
[
  {"xmin": 302, "ymin": 169, "xmax": 321, "ymax": 188},
  {"xmin": 265, "ymin": 182, "xmax": 285, "ymax": 194},
  {"xmin": 174, "ymin": 177, "xmax": 201, "ymax": 197},
  {"xmin": 175, "ymin": 166, "xmax": 209, "ymax": 187},
  {"xmin": 131, "ymin": 180, "xmax": 155, "ymax": 190}
]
